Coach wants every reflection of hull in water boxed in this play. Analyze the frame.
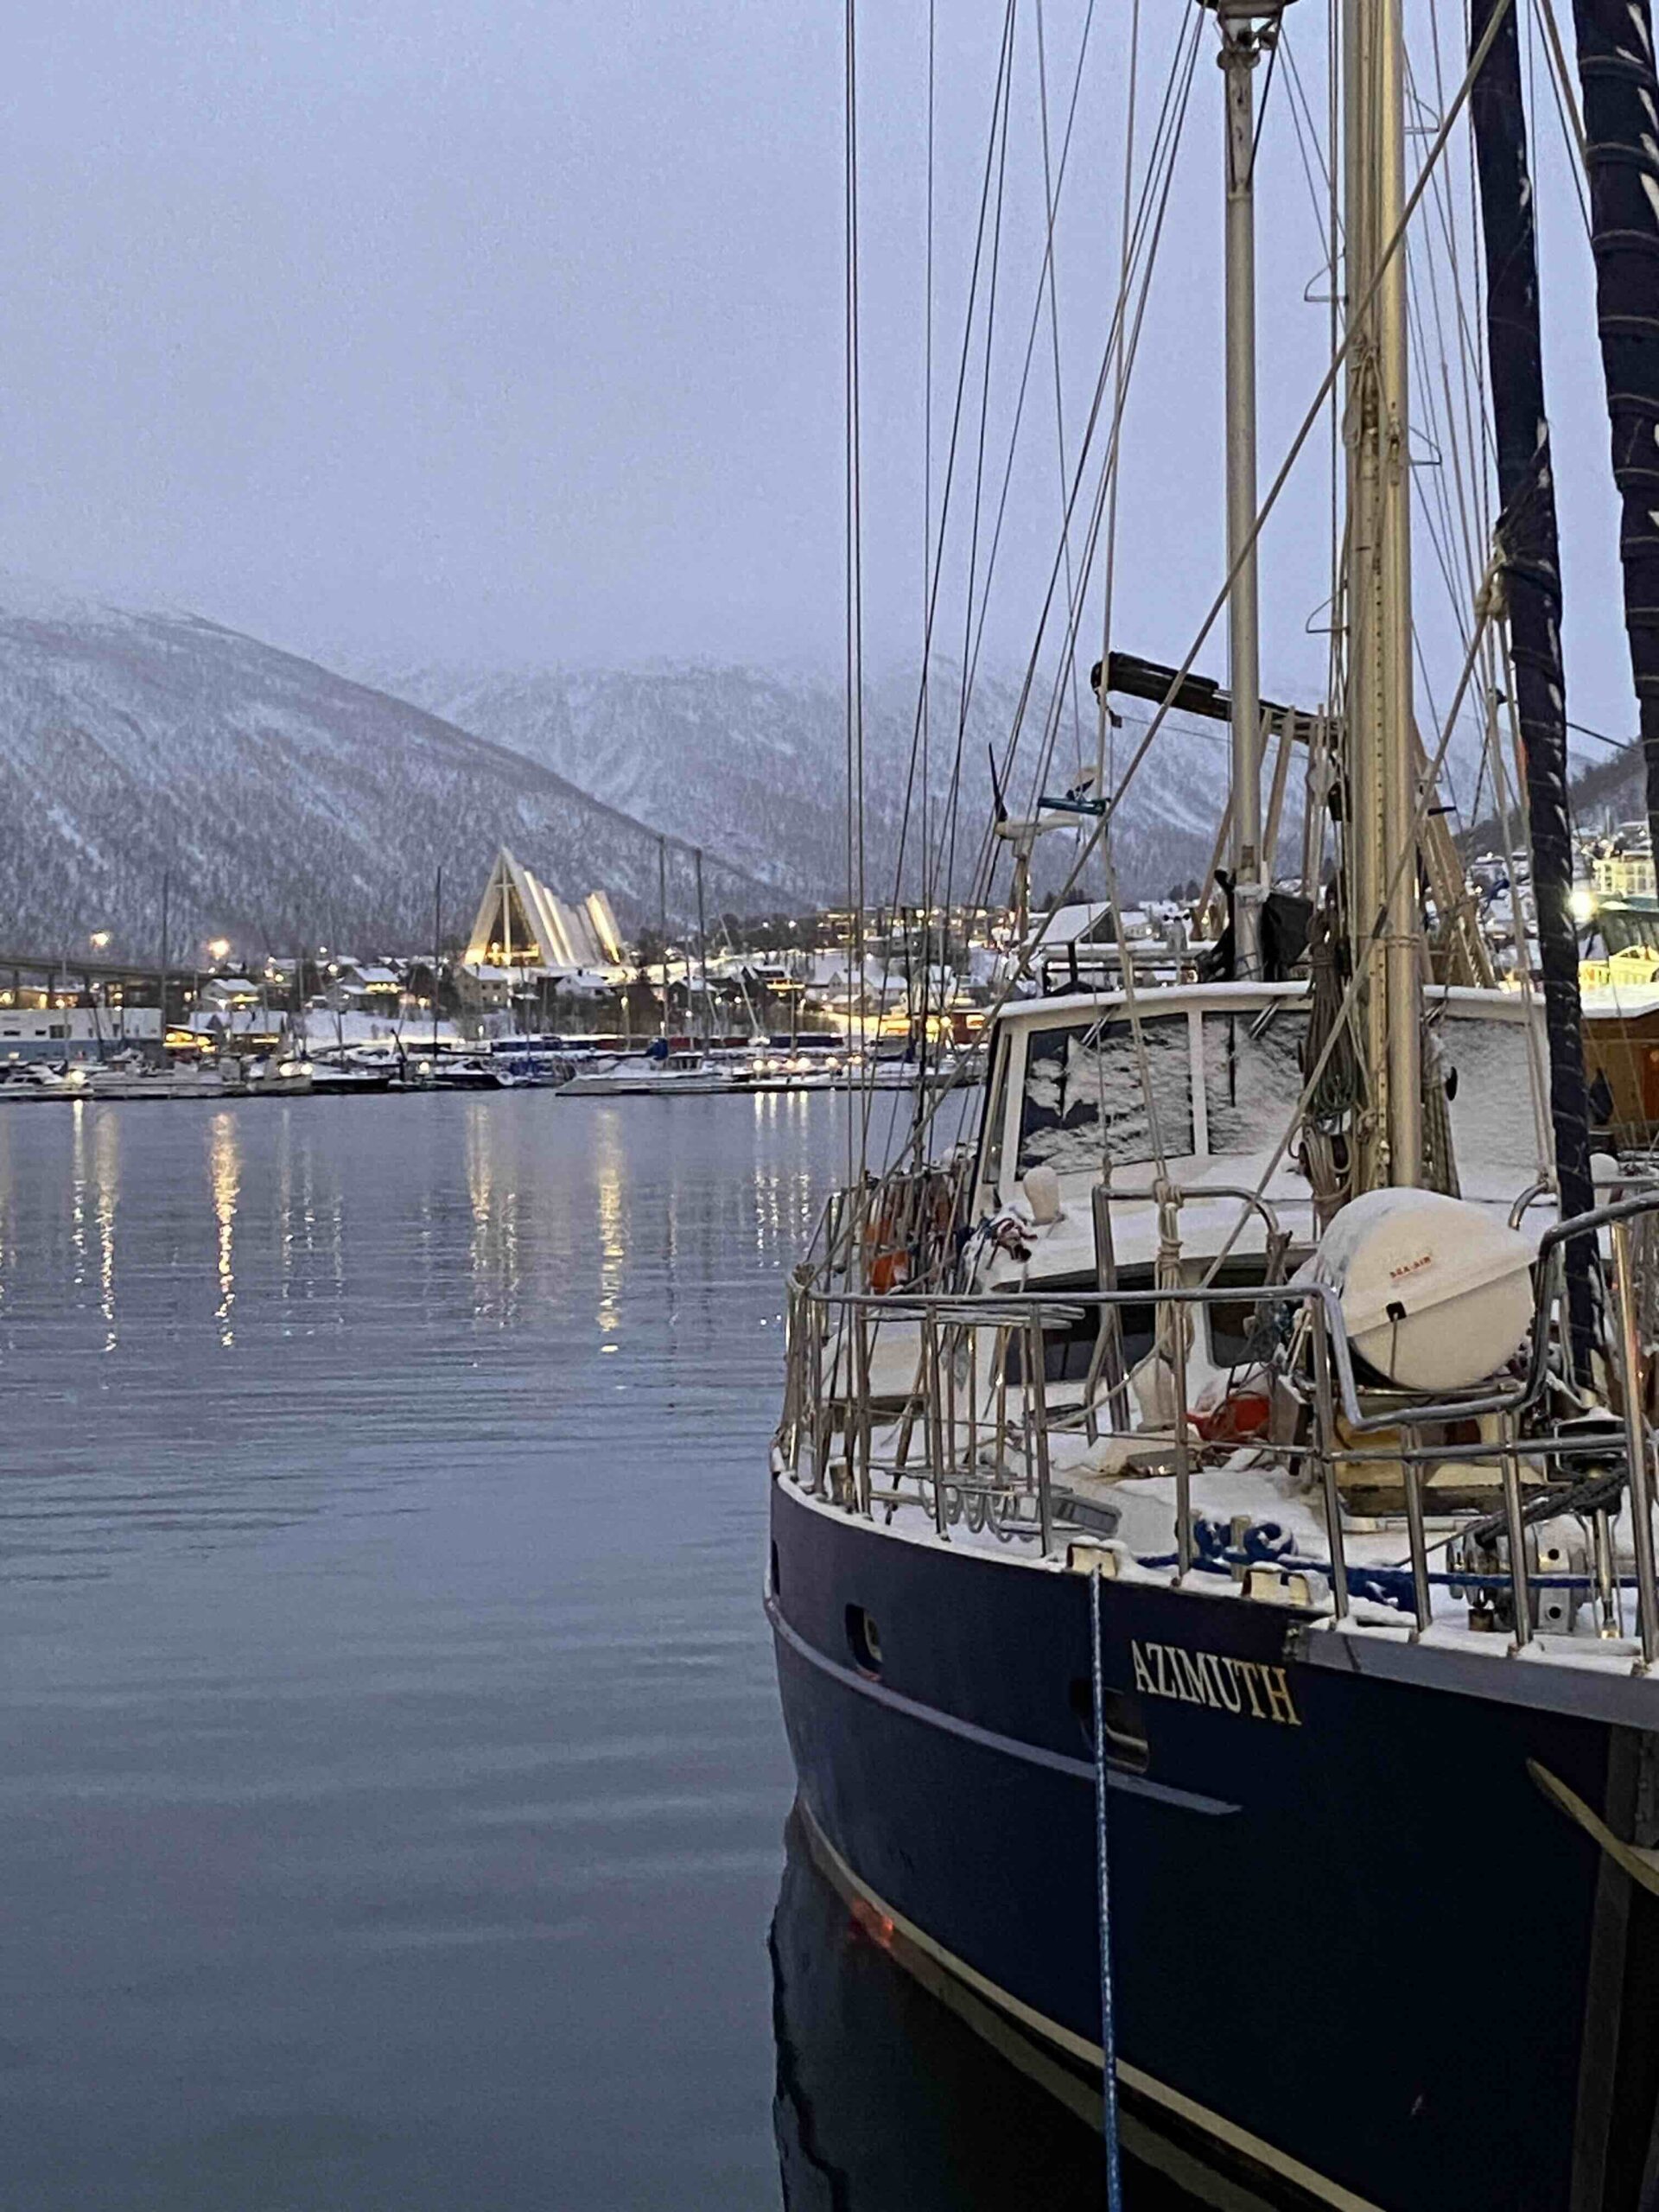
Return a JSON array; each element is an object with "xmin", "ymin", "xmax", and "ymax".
[{"xmin": 771, "ymin": 1805, "xmax": 1284, "ymax": 2212}]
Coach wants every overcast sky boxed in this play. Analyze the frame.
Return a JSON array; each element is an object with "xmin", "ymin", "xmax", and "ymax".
[{"xmin": 0, "ymin": 0, "xmax": 1637, "ymax": 766}]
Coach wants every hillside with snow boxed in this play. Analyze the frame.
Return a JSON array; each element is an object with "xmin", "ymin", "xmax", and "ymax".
[
  {"xmin": 376, "ymin": 658, "xmax": 1243, "ymax": 912},
  {"xmin": 0, "ymin": 589, "xmax": 783, "ymax": 961},
  {"xmin": 0, "ymin": 579, "xmax": 1282, "ymax": 963}
]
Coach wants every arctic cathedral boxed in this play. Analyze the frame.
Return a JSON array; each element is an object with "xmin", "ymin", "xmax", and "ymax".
[{"xmin": 463, "ymin": 848, "xmax": 625, "ymax": 980}]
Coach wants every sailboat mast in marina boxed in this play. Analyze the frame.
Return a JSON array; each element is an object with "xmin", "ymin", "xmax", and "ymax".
[{"xmin": 767, "ymin": 1, "xmax": 1659, "ymax": 2203}]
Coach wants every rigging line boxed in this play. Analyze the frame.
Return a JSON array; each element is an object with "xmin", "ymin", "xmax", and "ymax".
[
  {"xmin": 1529, "ymin": 0, "xmax": 1592, "ymax": 231},
  {"xmin": 1196, "ymin": 562, "xmax": 1504, "ymax": 1288},
  {"xmin": 1532, "ymin": 0, "xmax": 1589, "ymax": 168},
  {"xmin": 1416, "ymin": 10, "xmax": 1498, "ymax": 496},
  {"xmin": 1488, "ymin": 631, "xmax": 1554, "ymax": 1176},
  {"xmin": 1096, "ymin": 0, "xmax": 1144, "ymax": 829},
  {"xmin": 945, "ymin": 1, "xmax": 1020, "ymax": 925},
  {"xmin": 1566, "ymin": 719, "xmax": 1639, "ymax": 752},
  {"xmin": 1402, "ymin": 60, "xmax": 1485, "ymax": 609},
  {"xmin": 1244, "ymin": 11, "xmax": 1282, "ymax": 186},
  {"xmin": 874, "ymin": 6, "xmax": 1022, "ymax": 1148},
  {"xmin": 1034, "ymin": 0, "xmax": 1090, "ymax": 767},
  {"xmin": 1431, "ymin": 284, "xmax": 1489, "ymax": 614},
  {"xmin": 957, "ymin": 0, "xmax": 1102, "ymax": 755},
  {"xmin": 898, "ymin": 6, "xmax": 1196, "ymax": 1090},
  {"xmin": 1539, "ymin": 0, "xmax": 1592, "ymax": 158},
  {"xmin": 1083, "ymin": 0, "xmax": 1516, "ymax": 862},
  {"xmin": 921, "ymin": 0, "xmax": 935, "ymax": 948},
  {"xmin": 1324, "ymin": 0, "xmax": 1343, "ymax": 839},
  {"xmin": 1280, "ymin": 28, "xmax": 1340, "ymax": 259},
  {"xmin": 1413, "ymin": 37, "xmax": 1498, "ymax": 533},
  {"xmin": 870, "ymin": 2, "xmax": 1021, "ymax": 1126},
  {"xmin": 929, "ymin": 0, "xmax": 1021, "ymax": 1141},
  {"xmin": 983, "ymin": 0, "xmax": 1198, "ymax": 806},
  {"xmin": 1402, "ymin": 275, "xmax": 1469, "ymax": 623},
  {"xmin": 1416, "ymin": 1, "xmax": 1510, "ymax": 838},
  {"xmin": 970, "ymin": 10, "xmax": 1200, "ymax": 916},
  {"xmin": 1281, "ymin": 26, "xmax": 1336, "ymax": 201},
  {"xmin": 915, "ymin": 0, "xmax": 938, "ymax": 1134},
  {"xmin": 898, "ymin": 0, "xmax": 1099, "ymax": 984},
  {"xmin": 896, "ymin": 0, "xmax": 1519, "ymax": 1182},
  {"xmin": 881, "ymin": 0, "xmax": 1020, "ymax": 950},
  {"xmin": 943, "ymin": 32, "xmax": 1187, "ymax": 967},
  {"xmin": 888, "ymin": 6, "xmax": 1087, "ymax": 1152},
  {"xmin": 845, "ymin": 0, "xmax": 870, "ymax": 1168}
]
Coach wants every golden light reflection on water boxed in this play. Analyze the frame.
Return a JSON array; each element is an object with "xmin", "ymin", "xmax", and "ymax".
[
  {"xmin": 92, "ymin": 1108, "xmax": 118, "ymax": 1352},
  {"xmin": 0, "ymin": 1087, "xmax": 849, "ymax": 1373},
  {"xmin": 68, "ymin": 1099, "xmax": 89, "ymax": 1293},
  {"xmin": 466, "ymin": 1099, "xmax": 522, "ymax": 1326},
  {"xmin": 594, "ymin": 1114, "xmax": 626, "ymax": 1353},
  {"xmin": 209, "ymin": 1109, "xmax": 241, "ymax": 1349},
  {"xmin": 0, "ymin": 1113, "xmax": 9, "ymax": 1316}
]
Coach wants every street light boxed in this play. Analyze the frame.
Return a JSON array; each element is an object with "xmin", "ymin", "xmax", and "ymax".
[
  {"xmin": 89, "ymin": 930, "xmax": 111, "ymax": 951},
  {"xmin": 207, "ymin": 938, "xmax": 231, "ymax": 963}
]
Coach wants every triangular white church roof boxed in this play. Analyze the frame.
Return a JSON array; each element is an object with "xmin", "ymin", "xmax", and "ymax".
[{"xmin": 464, "ymin": 849, "xmax": 625, "ymax": 975}]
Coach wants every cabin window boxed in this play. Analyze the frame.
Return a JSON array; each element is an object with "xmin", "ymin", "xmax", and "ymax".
[
  {"xmin": 1440, "ymin": 1019, "xmax": 1543, "ymax": 1193},
  {"xmin": 1202, "ymin": 1008, "xmax": 1309, "ymax": 1158},
  {"xmin": 1017, "ymin": 1017, "xmax": 1193, "ymax": 1178},
  {"xmin": 1018, "ymin": 1300, "xmax": 1157, "ymax": 1382}
]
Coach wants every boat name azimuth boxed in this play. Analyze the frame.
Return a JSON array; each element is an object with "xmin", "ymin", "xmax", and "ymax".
[{"xmin": 1129, "ymin": 1641, "xmax": 1302, "ymax": 1726}]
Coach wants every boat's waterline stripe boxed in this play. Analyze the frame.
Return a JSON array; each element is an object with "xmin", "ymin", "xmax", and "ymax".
[
  {"xmin": 797, "ymin": 1798, "xmax": 1387, "ymax": 2212},
  {"xmin": 766, "ymin": 1591, "xmax": 1236, "ymax": 1815}
]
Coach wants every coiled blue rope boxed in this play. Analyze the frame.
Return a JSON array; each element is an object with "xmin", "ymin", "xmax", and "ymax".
[{"xmin": 1128, "ymin": 1513, "xmax": 1645, "ymax": 1612}]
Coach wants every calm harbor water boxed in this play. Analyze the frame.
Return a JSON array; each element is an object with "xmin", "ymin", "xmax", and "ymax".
[{"xmin": 1, "ymin": 1091, "xmax": 1192, "ymax": 2211}]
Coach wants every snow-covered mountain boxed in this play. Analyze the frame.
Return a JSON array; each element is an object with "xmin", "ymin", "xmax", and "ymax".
[
  {"xmin": 0, "ymin": 577, "xmax": 1256, "ymax": 963},
  {"xmin": 0, "ymin": 590, "xmax": 783, "ymax": 961},
  {"xmin": 377, "ymin": 659, "xmax": 1241, "ymax": 911}
]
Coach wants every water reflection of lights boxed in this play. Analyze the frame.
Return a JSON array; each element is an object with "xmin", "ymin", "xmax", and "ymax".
[
  {"xmin": 594, "ymin": 1116, "xmax": 627, "ymax": 1350},
  {"xmin": 209, "ymin": 1110, "xmax": 241, "ymax": 1348},
  {"xmin": 466, "ymin": 1100, "xmax": 521, "ymax": 1326},
  {"xmin": 69, "ymin": 1098, "xmax": 89, "ymax": 1291},
  {"xmin": 93, "ymin": 1108, "xmax": 118, "ymax": 1351},
  {"xmin": 0, "ymin": 1114, "xmax": 9, "ymax": 1315}
]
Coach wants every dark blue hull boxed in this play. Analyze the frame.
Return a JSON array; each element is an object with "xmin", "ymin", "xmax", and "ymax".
[{"xmin": 770, "ymin": 1475, "xmax": 1659, "ymax": 2210}]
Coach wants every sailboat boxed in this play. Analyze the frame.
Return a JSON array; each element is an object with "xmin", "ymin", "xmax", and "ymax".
[{"xmin": 767, "ymin": 0, "xmax": 1659, "ymax": 2205}]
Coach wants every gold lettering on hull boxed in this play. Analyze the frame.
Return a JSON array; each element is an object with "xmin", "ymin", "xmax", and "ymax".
[{"xmin": 1128, "ymin": 1640, "xmax": 1301, "ymax": 1726}]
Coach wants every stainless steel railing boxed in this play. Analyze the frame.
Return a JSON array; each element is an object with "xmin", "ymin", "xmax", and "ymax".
[{"xmin": 774, "ymin": 1184, "xmax": 1659, "ymax": 1667}]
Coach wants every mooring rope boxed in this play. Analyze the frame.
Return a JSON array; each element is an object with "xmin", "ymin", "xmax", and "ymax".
[{"xmin": 1090, "ymin": 1565, "xmax": 1125, "ymax": 2209}]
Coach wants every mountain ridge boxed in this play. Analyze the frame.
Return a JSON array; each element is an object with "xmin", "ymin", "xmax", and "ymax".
[
  {"xmin": 0, "ymin": 596, "xmax": 785, "ymax": 961},
  {"xmin": 372, "ymin": 655, "xmax": 1243, "ymax": 913}
]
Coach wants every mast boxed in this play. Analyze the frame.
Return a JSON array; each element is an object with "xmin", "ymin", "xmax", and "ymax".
[
  {"xmin": 695, "ymin": 846, "xmax": 709, "ymax": 1046},
  {"xmin": 658, "ymin": 834, "xmax": 670, "ymax": 1042},
  {"xmin": 158, "ymin": 867, "xmax": 169, "ymax": 1055},
  {"xmin": 1344, "ymin": 0, "xmax": 1421, "ymax": 1186},
  {"xmin": 1210, "ymin": 0, "xmax": 1288, "ymax": 978},
  {"xmin": 1471, "ymin": 0, "xmax": 1599, "ymax": 1367},
  {"xmin": 1568, "ymin": 0, "xmax": 1659, "ymax": 874}
]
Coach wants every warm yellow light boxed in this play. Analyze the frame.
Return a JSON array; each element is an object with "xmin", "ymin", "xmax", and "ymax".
[
  {"xmin": 1569, "ymin": 887, "xmax": 1597, "ymax": 926},
  {"xmin": 89, "ymin": 930, "xmax": 111, "ymax": 950},
  {"xmin": 207, "ymin": 938, "xmax": 231, "ymax": 961}
]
